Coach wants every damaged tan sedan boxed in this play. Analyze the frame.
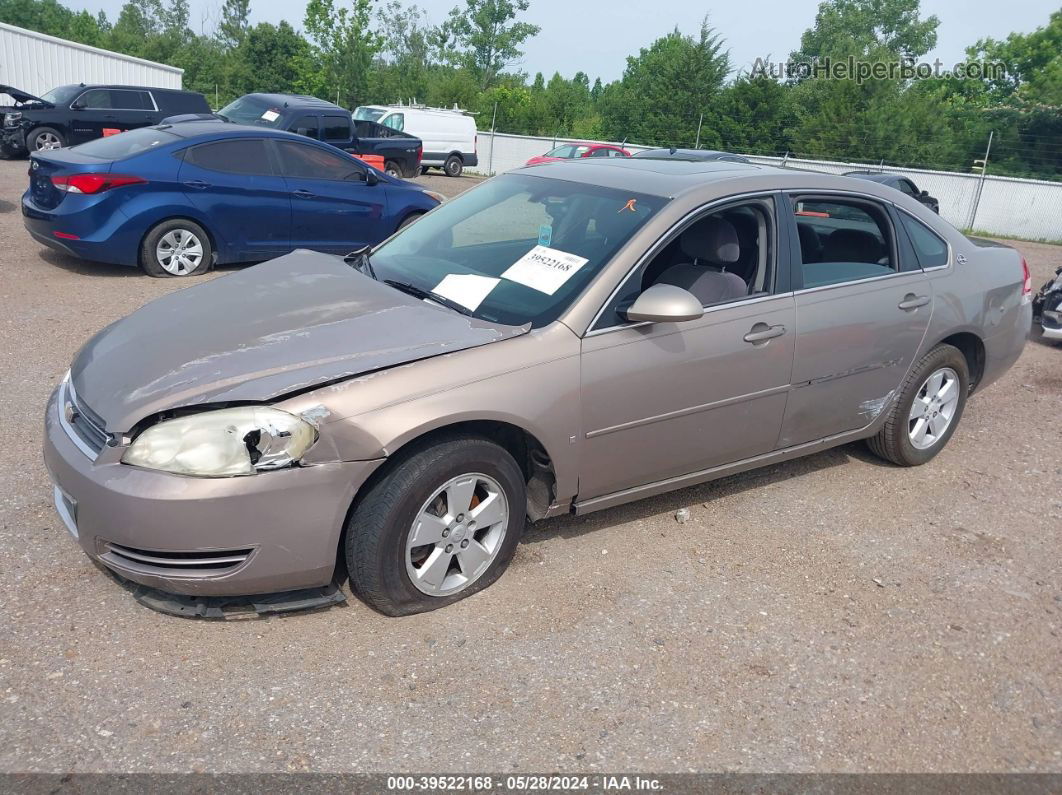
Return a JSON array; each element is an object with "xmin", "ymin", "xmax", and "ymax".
[{"xmin": 44, "ymin": 159, "xmax": 1031, "ymax": 616}]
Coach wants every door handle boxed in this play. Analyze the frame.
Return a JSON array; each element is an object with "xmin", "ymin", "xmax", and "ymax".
[
  {"xmin": 293, "ymin": 189, "xmax": 314, "ymax": 199},
  {"xmin": 182, "ymin": 179, "xmax": 210, "ymax": 190},
  {"xmin": 743, "ymin": 323, "xmax": 786, "ymax": 344},
  {"xmin": 898, "ymin": 293, "xmax": 930, "ymax": 311}
]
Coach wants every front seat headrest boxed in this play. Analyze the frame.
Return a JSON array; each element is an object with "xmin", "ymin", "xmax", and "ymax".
[{"xmin": 680, "ymin": 217, "xmax": 740, "ymax": 265}]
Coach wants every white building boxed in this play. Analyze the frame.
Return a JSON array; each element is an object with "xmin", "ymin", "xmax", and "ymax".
[{"xmin": 0, "ymin": 21, "xmax": 182, "ymax": 98}]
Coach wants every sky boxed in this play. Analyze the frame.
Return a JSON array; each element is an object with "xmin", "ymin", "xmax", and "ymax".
[{"xmin": 65, "ymin": 0, "xmax": 1056, "ymax": 84}]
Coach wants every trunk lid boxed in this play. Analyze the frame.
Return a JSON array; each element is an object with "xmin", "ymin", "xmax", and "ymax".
[
  {"xmin": 27, "ymin": 151, "xmax": 113, "ymax": 210},
  {"xmin": 70, "ymin": 250, "xmax": 529, "ymax": 431}
]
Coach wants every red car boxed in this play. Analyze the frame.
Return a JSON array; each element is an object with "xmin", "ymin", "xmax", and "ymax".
[{"xmin": 525, "ymin": 142, "xmax": 631, "ymax": 166}]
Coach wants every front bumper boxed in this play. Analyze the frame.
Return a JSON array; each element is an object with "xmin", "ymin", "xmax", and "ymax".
[
  {"xmin": 43, "ymin": 386, "xmax": 383, "ymax": 596},
  {"xmin": 1, "ymin": 125, "xmax": 26, "ymax": 155}
]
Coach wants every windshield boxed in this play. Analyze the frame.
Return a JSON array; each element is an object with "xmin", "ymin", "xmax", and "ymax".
[
  {"xmin": 72, "ymin": 127, "xmax": 180, "ymax": 159},
  {"xmin": 353, "ymin": 106, "xmax": 386, "ymax": 122},
  {"xmin": 39, "ymin": 85, "xmax": 81, "ymax": 105},
  {"xmin": 369, "ymin": 173, "xmax": 666, "ymax": 327},
  {"xmin": 216, "ymin": 95, "xmax": 283, "ymax": 126}
]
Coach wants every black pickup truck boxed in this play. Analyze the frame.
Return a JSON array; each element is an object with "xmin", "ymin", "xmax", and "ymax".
[
  {"xmin": 1, "ymin": 83, "xmax": 210, "ymax": 157},
  {"xmin": 209, "ymin": 93, "xmax": 423, "ymax": 178}
]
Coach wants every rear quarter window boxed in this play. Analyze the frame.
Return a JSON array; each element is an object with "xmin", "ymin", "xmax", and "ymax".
[
  {"xmin": 898, "ymin": 212, "xmax": 949, "ymax": 268},
  {"xmin": 157, "ymin": 92, "xmax": 210, "ymax": 114}
]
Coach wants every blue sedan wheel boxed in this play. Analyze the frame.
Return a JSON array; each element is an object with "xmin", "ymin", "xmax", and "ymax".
[{"xmin": 140, "ymin": 219, "xmax": 213, "ymax": 278}]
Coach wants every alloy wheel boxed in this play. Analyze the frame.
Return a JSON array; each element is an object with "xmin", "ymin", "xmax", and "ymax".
[
  {"xmin": 35, "ymin": 132, "xmax": 62, "ymax": 151},
  {"xmin": 405, "ymin": 472, "xmax": 509, "ymax": 597},
  {"xmin": 908, "ymin": 366, "xmax": 960, "ymax": 450},
  {"xmin": 155, "ymin": 229, "xmax": 204, "ymax": 275}
]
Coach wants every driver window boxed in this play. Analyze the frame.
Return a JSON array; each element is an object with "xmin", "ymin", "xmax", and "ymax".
[{"xmin": 594, "ymin": 199, "xmax": 775, "ymax": 330}]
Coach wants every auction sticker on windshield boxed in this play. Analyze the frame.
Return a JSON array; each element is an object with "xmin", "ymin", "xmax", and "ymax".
[
  {"xmin": 261, "ymin": 109, "xmax": 281, "ymax": 122},
  {"xmin": 432, "ymin": 273, "xmax": 500, "ymax": 311},
  {"xmin": 502, "ymin": 246, "xmax": 589, "ymax": 295}
]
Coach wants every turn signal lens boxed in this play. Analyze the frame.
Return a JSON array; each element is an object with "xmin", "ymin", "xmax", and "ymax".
[
  {"xmin": 51, "ymin": 174, "xmax": 147, "ymax": 194},
  {"xmin": 1021, "ymin": 257, "xmax": 1033, "ymax": 303}
]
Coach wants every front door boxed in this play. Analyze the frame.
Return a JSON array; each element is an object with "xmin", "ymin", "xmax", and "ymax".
[
  {"xmin": 779, "ymin": 194, "xmax": 932, "ymax": 447},
  {"xmin": 578, "ymin": 196, "xmax": 796, "ymax": 500},
  {"xmin": 178, "ymin": 138, "xmax": 291, "ymax": 261},
  {"xmin": 68, "ymin": 89, "xmax": 155, "ymax": 144},
  {"xmin": 273, "ymin": 139, "xmax": 386, "ymax": 253}
]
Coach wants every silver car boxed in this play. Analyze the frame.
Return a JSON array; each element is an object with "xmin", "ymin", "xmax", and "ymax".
[{"xmin": 43, "ymin": 159, "xmax": 1032, "ymax": 616}]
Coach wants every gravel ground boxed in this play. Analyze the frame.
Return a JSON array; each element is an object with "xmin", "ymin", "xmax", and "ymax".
[{"xmin": 0, "ymin": 159, "xmax": 1060, "ymax": 774}]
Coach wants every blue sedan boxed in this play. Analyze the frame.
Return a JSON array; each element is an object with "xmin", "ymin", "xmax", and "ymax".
[{"xmin": 21, "ymin": 122, "xmax": 442, "ymax": 276}]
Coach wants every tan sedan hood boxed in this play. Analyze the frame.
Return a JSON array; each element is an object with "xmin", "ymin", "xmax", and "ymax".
[{"xmin": 70, "ymin": 250, "xmax": 529, "ymax": 431}]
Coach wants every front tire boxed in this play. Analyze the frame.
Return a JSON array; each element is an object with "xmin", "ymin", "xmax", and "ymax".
[
  {"xmin": 346, "ymin": 435, "xmax": 526, "ymax": 616},
  {"xmin": 29, "ymin": 127, "xmax": 65, "ymax": 151},
  {"xmin": 867, "ymin": 344, "xmax": 969, "ymax": 466},
  {"xmin": 140, "ymin": 219, "xmax": 212, "ymax": 277},
  {"xmin": 443, "ymin": 154, "xmax": 463, "ymax": 177}
]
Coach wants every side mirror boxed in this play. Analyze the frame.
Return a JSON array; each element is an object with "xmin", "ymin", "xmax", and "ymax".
[
  {"xmin": 624, "ymin": 283, "xmax": 704, "ymax": 324},
  {"xmin": 365, "ymin": 169, "xmax": 379, "ymax": 186},
  {"xmin": 70, "ymin": 101, "xmax": 84, "ymax": 110},
  {"xmin": 920, "ymin": 189, "xmax": 929, "ymax": 198}
]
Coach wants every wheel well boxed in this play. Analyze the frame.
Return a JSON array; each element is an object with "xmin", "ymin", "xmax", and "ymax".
[
  {"xmin": 363, "ymin": 421, "xmax": 557, "ymax": 521},
  {"xmin": 447, "ymin": 152, "xmax": 463, "ymax": 161},
  {"xmin": 138, "ymin": 217, "xmax": 218, "ymax": 266},
  {"xmin": 938, "ymin": 332, "xmax": 986, "ymax": 391}
]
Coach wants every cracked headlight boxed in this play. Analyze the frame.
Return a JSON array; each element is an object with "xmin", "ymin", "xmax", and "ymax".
[
  {"xmin": 3, "ymin": 111, "xmax": 21, "ymax": 126},
  {"xmin": 122, "ymin": 407, "xmax": 317, "ymax": 477}
]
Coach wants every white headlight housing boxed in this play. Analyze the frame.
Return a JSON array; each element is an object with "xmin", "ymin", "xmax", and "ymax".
[{"xmin": 122, "ymin": 407, "xmax": 317, "ymax": 477}]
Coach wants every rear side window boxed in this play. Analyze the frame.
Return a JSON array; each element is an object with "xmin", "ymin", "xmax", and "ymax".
[
  {"xmin": 898, "ymin": 212, "xmax": 949, "ymax": 268},
  {"xmin": 184, "ymin": 139, "xmax": 273, "ymax": 175},
  {"xmin": 274, "ymin": 141, "xmax": 366, "ymax": 181},
  {"xmin": 382, "ymin": 113, "xmax": 404, "ymax": 131},
  {"xmin": 73, "ymin": 127, "xmax": 180, "ymax": 158},
  {"xmin": 290, "ymin": 116, "xmax": 319, "ymax": 139},
  {"xmin": 792, "ymin": 197, "xmax": 896, "ymax": 288},
  {"xmin": 322, "ymin": 115, "xmax": 351, "ymax": 141}
]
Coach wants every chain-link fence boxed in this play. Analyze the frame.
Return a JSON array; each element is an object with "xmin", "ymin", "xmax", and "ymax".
[{"xmin": 471, "ymin": 132, "xmax": 1062, "ymax": 243}]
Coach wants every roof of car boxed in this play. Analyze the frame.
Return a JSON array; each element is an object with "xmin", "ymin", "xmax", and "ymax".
[
  {"xmin": 243, "ymin": 92, "xmax": 344, "ymax": 111},
  {"xmin": 154, "ymin": 121, "xmax": 305, "ymax": 140},
  {"xmin": 844, "ymin": 172, "xmax": 903, "ymax": 184},
  {"xmin": 56, "ymin": 84, "xmax": 198, "ymax": 94},
  {"xmin": 513, "ymin": 157, "xmax": 915, "ymax": 201}
]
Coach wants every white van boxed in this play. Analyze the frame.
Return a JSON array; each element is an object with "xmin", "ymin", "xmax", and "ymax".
[{"xmin": 353, "ymin": 104, "xmax": 477, "ymax": 177}]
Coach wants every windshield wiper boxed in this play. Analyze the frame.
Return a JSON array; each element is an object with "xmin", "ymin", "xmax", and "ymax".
[
  {"xmin": 215, "ymin": 112, "xmax": 230, "ymax": 122},
  {"xmin": 343, "ymin": 246, "xmax": 377, "ymax": 280},
  {"xmin": 384, "ymin": 279, "xmax": 474, "ymax": 316}
]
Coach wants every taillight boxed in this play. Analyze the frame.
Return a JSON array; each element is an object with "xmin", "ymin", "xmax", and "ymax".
[
  {"xmin": 51, "ymin": 174, "xmax": 147, "ymax": 194},
  {"xmin": 416, "ymin": 145, "xmax": 423, "ymax": 162},
  {"xmin": 1021, "ymin": 256, "xmax": 1033, "ymax": 302}
]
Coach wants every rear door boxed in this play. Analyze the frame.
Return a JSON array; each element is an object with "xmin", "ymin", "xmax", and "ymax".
[
  {"xmin": 272, "ymin": 139, "xmax": 387, "ymax": 253},
  {"xmin": 69, "ymin": 89, "xmax": 155, "ymax": 143},
  {"xmin": 778, "ymin": 193, "xmax": 932, "ymax": 447},
  {"xmin": 177, "ymin": 138, "xmax": 291, "ymax": 261}
]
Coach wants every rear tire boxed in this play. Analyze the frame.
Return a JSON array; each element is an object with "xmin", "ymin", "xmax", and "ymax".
[
  {"xmin": 397, "ymin": 212, "xmax": 423, "ymax": 231},
  {"xmin": 346, "ymin": 435, "xmax": 526, "ymax": 616},
  {"xmin": 384, "ymin": 160, "xmax": 401, "ymax": 178},
  {"xmin": 140, "ymin": 219, "xmax": 213, "ymax": 277},
  {"xmin": 866, "ymin": 344, "xmax": 969, "ymax": 466},
  {"xmin": 443, "ymin": 154, "xmax": 463, "ymax": 177},
  {"xmin": 29, "ymin": 127, "xmax": 65, "ymax": 151}
]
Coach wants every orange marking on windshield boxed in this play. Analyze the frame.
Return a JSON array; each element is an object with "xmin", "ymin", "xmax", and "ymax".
[{"xmin": 619, "ymin": 199, "xmax": 637, "ymax": 213}]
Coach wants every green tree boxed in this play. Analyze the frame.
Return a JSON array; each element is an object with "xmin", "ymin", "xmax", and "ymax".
[
  {"xmin": 599, "ymin": 18, "xmax": 730, "ymax": 147},
  {"xmin": 302, "ymin": 0, "xmax": 383, "ymax": 107},
  {"xmin": 967, "ymin": 9, "xmax": 1062, "ymax": 106},
  {"xmin": 216, "ymin": 0, "xmax": 250, "ymax": 48},
  {"xmin": 718, "ymin": 75, "xmax": 795, "ymax": 155},
  {"xmin": 792, "ymin": 0, "xmax": 939, "ymax": 61},
  {"xmin": 442, "ymin": 0, "xmax": 540, "ymax": 89}
]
